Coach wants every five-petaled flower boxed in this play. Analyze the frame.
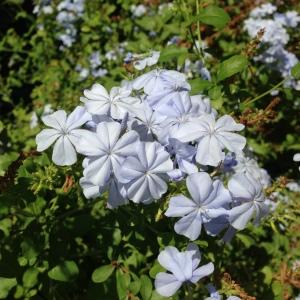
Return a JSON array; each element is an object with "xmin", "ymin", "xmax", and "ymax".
[
  {"xmin": 155, "ymin": 243, "xmax": 214, "ymax": 297},
  {"xmin": 36, "ymin": 106, "xmax": 91, "ymax": 166},
  {"xmin": 165, "ymin": 172, "xmax": 232, "ymax": 240}
]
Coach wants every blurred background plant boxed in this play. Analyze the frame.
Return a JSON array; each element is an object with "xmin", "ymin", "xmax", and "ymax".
[{"xmin": 0, "ymin": 0, "xmax": 299, "ymax": 299}]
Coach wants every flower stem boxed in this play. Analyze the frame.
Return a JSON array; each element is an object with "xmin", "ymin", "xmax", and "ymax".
[
  {"xmin": 185, "ymin": 284, "xmax": 193, "ymax": 300},
  {"xmin": 243, "ymin": 78, "xmax": 286, "ymax": 106},
  {"xmin": 195, "ymin": 0, "xmax": 205, "ymax": 63}
]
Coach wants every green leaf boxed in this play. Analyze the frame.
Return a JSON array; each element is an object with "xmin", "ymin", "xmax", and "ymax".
[
  {"xmin": 129, "ymin": 279, "xmax": 141, "ymax": 295},
  {"xmin": 261, "ymin": 266, "xmax": 273, "ymax": 285},
  {"xmin": 150, "ymin": 290, "xmax": 166, "ymax": 300},
  {"xmin": 116, "ymin": 269, "xmax": 130, "ymax": 300},
  {"xmin": 22, "ymin": 267, "xmax": 39, "ymax": 289},
  {"xmin": 237, "ymin": 233, "xmax": 255, "ymax": 248},
  {"xmin": 140, "ymin": 275, "xmax": 152, "ymax": 300},
  {"xmin": 149, "ymin": 262, "xmax": 165, "ymax": 279},
  {"xmin": 91, "ymin": 264, "xmax": 115, "ymax": 283},
  {"xmin": 198, "ymin": 6, "xmax": 230, "ymax": 29},
  {"xmin": 159, "ymin": 46, "xmax": 188, "ymax": 63},
  {"xmin": 189, "ymin": 78, "xmax": 213, "ymax": 94},
  {"xmin": 48, "ymin": 261, "xmax": 79, "ymax": 282},
  {"xmin": 217, "ymin": 55, "xmax": 248, "ymax": 81},
  {"xmin": 0, "ymin": 277, "xmax": 17, "ymax": 299},
  {"xmin": 291, "ymin": 62, "xmax": 300, "ymax": 79}
]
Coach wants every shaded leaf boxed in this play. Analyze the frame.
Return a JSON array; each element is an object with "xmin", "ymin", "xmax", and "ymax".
[
  {"xmin": 91, "ymin": 264, "xmax": 115, "ymax": 283},
  {"xmin": 217, "ymin": 55, "xmax": 248, "ymax": 81},
  {"xmin": 48, "ymin": 261, "xmax": 79, "ymax": 282},
  {"xmin": 0, "ymin": 277, "xmax": 17, "ymax": 299},
  {"xmin": 198, "ymin": 6, "xmax": 230, "ymax": 29}
]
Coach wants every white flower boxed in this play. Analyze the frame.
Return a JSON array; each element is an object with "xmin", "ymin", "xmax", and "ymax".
[
  {"xmin": 294, "ymin": 153, "xmax": 300, "ymax": 171},
  {"xmin": 130, "ymin": 4, "xmax": 147, "ymax": 18},
  {"xmin": 145, "ymin": 74, "xmax": 191, "ymax": 109},
  {"xmin": 133, "ymin": 51, "xmax": 160, "ymax": 70},
  {"xmin": 173, "ymin": 114, "xmax": 246, "ymax": 166},
  {"xmin": 228, "ymin": 173, "xmax": 269, "ymax": 230},
  {"xmin": 155, "ymin": 244, "xmax": 214, "ymax": 297},
  {"xmin": 81, "ymin": 84, "xmax": 141, "ymax": 119},
  {"xmin": 128, "ymin": 102, "xmax": 163, "ymax": 141},
  {"xmin": 76, "ymin": 121, "xmax": 139, "ymax": 186},
  {"xmin": 244, "ymin": 19, "xmax": 289, "ymax": 46},
  {"xmin": 165, "ymin": 172, "xmax": 231, "ymax": 240},
  {"xmin": 249, "ymin": 3, "xmax": 277, "ymax": 18},
  {"xmin": 30, "ymin": 112, "xmax": 38, "ymax": 129},
  {"xmin": 274, "ymin": 11, "xmax": 300, "ymax": 28},
  {"xmin": 36, "ymin": 107, "xmax": 91, "ymax": 166},
  {"xmin": 118, "ymin": 141, "xmax": 173, "ymax": 204},
  {"xmin": 167, "ymin": 138, "xmax": 198, "ymax": 181},
  {"xmin": 132, "ymin": 69, "xmax": 188, "ymax": 95},
  {"xmin": 234, "ymin": 152, "xmax": 271, "ymax": 187}
]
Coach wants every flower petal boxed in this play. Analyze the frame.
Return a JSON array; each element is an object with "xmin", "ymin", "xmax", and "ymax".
[
  {"xmin": 66, "ymin": 106, "xmax": 92, "ymax": 130},
  {"xmin": 190, "ymin": 262, "xmax": 214, "ymax": 283},
  {"xmin": 155, "ymin": 272, "xmax": 182, "ymax": 297},
  {"xmin": 52, "ymin": 136, "xmax": 77, "ymax": 166},
  {"xmin": 83, "ymin": 156, "xmax": 111, "ymax": 186},
  {"xmin": 229, "ymin": 202, "xmax": 255, "ymax": 230},
  {"xmin": 174, "ymin": 210, "xmax": 202, "ymax": 241},
  {"xmin": 196, "ymin": 135, "xmax": 224, "ymax": 167},
  {"xmin": 41, "ymin": 110, "xmax": 67, "ymax": 130},
  {"xmin": 36, "ymin": 129, "xmax": 60, "ymax": 151},
  {"xmin": 165, "ymin": 195, "xmax": 197, "ymax": 217},
  {"xmin": 186, "ymin": 172, "xmax": 213, "ymax": 204}
]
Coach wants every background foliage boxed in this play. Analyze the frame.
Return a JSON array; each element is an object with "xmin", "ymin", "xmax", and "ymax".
[{"xmin": 0, "ymin": 0, "xmax": 299, "ymax": 299}]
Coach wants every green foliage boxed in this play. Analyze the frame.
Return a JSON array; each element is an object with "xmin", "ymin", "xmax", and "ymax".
[
  {"xmin": 198, "ymin": 5, "xmax": 230, "ymax": 29},
  {"xmin": 48, "ymin": 261, "xmax": 79, "ymax": 282},
  {"xmin": 217, "ymin": 55, "xmax": 248, "ymax": 82},
  {"xmin": 92, "ymin": 264, "xmax": 115, "ymax": 283},
  {"xmin": 0, "ymin": 0, "xmax": 299, "ymax": 299},
  {"xmin": 0, "ymin": 277, "xmax": 17, "ymax": 299},
  {"xmin": 291, "ymin": 62, "xmax": 300, "ymax": 79}
]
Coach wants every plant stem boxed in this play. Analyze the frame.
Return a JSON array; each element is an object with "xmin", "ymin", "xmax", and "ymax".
[
  {"xmin": 195, "ymin": 0, "xmax": 205, "ymax": 63},
  {"xmin": 243, "ymin": 79, "xmax": 286, "ymax": 106},
  {"xmin": 185, "ymin": 284, "xmax": 193, "ymax": 300},
  {"xmin": 188, "ymin": 26, "xmax": 203, "ymax": 61}
]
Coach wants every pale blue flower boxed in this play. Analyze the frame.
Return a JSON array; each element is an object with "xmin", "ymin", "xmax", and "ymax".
[
  {"xmin": 155, "ymin": 243, "xmax": 214, "ymax": 297},
  {"xmin": 233, "ymin": 152, "xmax": 271, "ymax": 188},
  {"xmin": 76, "ymin": 121, "xmax": 139, "ymax": 187},
  {"xmin": 249, "ymin": 3, "xmax": 277, "ymax": 18},
  {"xmin": 222, "ymin": 152, "xmax": 238, "ymax": 172},
  {"xmin": 145, "ymin": 74, "xmax": 191, "ymax": 109},
  {"xmin": 165, "ymin": 172, "xmax": 231, "ymax": 240},
  {"xmin": 274, "ymin": 11, "xmax": 300, "ymax": 28},
  {"xmin": 155, "ymin": 91, "xmax": 199, "ymax": 144},
  {"xmin": 228, "ymin": 173, "xmax": 269, "ymax": 230},
  {"xmin": 132, "ymin": 69, "xmax": 188, "ymax": 95},
  {"xmin": 167, "ymin": 138, "xmax": 198, "ymax": 181},
  {"xmin": 117, "ymin": 141, "xmax": 173, "ymax": 204},
  {"xmin": 244, "ymin": 19, "xmax": 289, "ymax": 46},
  {"xmin": 133, "ymin": 51, "xmax": 160, "ymax": 70},
  {"xmin": 81, "ymin": 84, "xmax": 141, "ymax": 119},
  {"xmin": 173, "ymin": 114, "xmax": 246, "ymax": 167},
  {"xmin": 79, "ymin": 159, "xmax": 128, "ymax": 209},
  {"xmin": 205, "ymin": 283, "xmax": 242, "ymax": 300},
  {"xmin": 36, "ymin": 106, "xmax": 91, "ymax": 166},
  {"xmin": 293, "ymin": 153, "xmax": 300, "ymax": 171},
  {"xmin": 128, "ymin": 102, "xmax": 164, "ymax": 141},
  {"xmin": 190, "ymin": 94, "xmax": 217, "ymax": 117}
]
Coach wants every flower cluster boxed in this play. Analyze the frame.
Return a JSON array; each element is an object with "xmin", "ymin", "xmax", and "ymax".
[
  {"xmin": 56, "ymin": 0, "xmax": 85, "ymax": 49},
  {"xmin": 76, "ymin": 51, "xmax": 108, "ymax": 81},
  {"xmin": 244, "ymin": 3, "xmax": 300, "ymax": 90},
  {"xmin": 36, "ymin": 63, "xmax": 272, "ymax": 297}
]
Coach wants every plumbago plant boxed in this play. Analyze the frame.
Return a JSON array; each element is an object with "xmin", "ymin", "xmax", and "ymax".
[{"xmin": 0, "ymin": 1, "xmax": 300, "ymax": 300}]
